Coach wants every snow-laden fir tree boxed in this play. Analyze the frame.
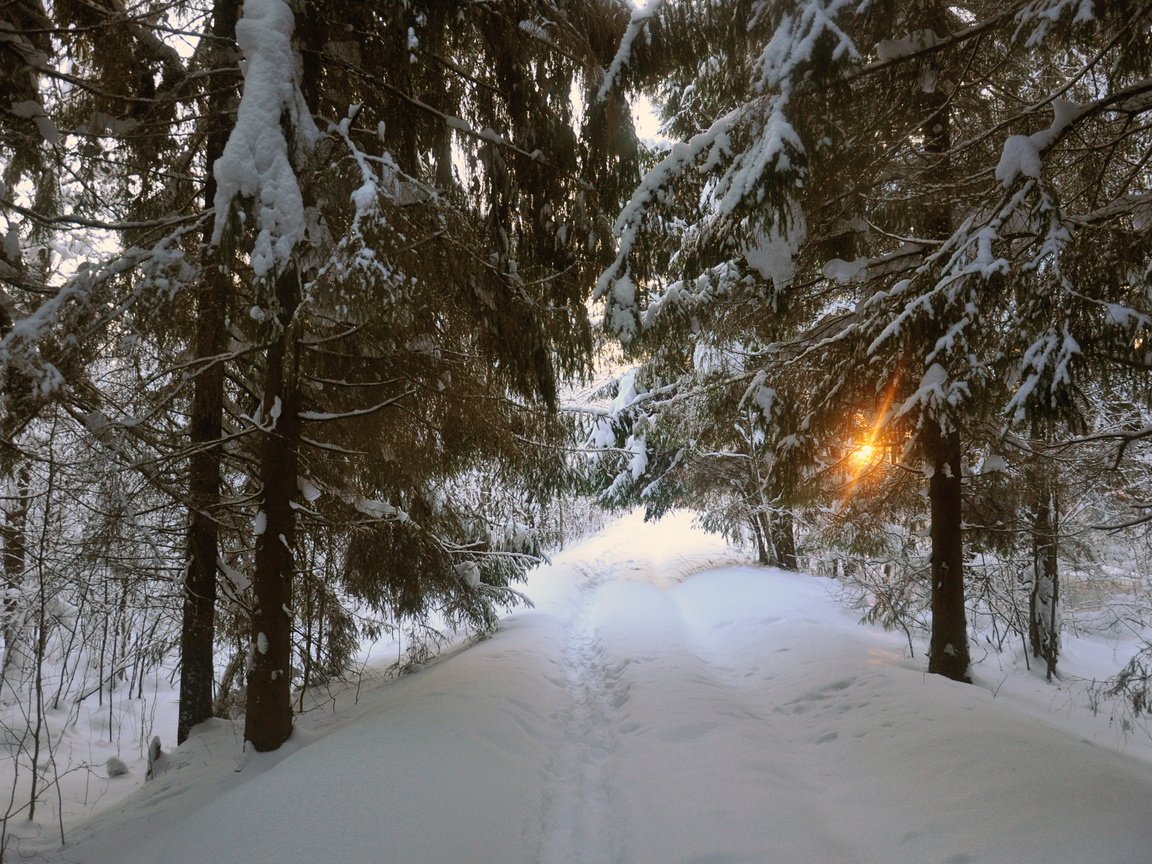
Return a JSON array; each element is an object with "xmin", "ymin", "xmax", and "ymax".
[
  {"xmin": 594, "ymin": 0, "xmax": 1152, "ymax": 682},
  {"xmin": 1, "ymin": 0, "xmax": 646, "ymax": 753}
]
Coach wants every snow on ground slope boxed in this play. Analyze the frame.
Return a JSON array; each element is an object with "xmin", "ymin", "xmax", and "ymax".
[{"xmin": 17, "ymin": 511, "xmax": 1152, "ymax": 864}]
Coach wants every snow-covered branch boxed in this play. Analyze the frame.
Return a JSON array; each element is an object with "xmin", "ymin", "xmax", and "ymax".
[{"xmin": 211, "ymin": 0, "xmax": 319, "ymax": 278}]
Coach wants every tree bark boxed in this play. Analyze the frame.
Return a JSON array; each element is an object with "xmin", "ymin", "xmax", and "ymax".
[
  {"xmin": 0, "ymin": 464, "xmax": 30, "ymax": 701},
  {"xmin": 770, "ymin": 509, "xmax": 798, "ymax": 571},
  {"xmin": 750, "ymin": 511, "xmax": 771, "ymax": 565},
  {"xmin": 919, "ymin": 6, "xmax": 971, "ymax": 683},
  {"xmin": 1030, "ymin": 482, "xmax": 1059, "ymax": 681},
  {"xmin": 239, "ymin": 0, "xmax": 322, "ymax": 754},
  {"xmin": 178, "ymin": 0, "xmax": 240, "ymax": 746},
  {"xmin": 244, "ymin": 263, "xmax": 303, "ymax": 753},
  {"xmin": 924, "ymin": 421, "xmax": 971, "ymax": 682}
]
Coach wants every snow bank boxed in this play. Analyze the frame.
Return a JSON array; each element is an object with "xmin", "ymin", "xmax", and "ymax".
[{"xmin": 996, "ymin": 98, "xmax": 1086, "ymax": 187}]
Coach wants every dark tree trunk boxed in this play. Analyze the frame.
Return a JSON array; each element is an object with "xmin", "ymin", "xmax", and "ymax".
[
  {"xmin": 770, "ymin": 509, "xmax": 798, "ymax": 571},
  {"xmin": 750, "ymin": 512, "xmax": 771, "ymax": 565},
  {"xmin": 244, "ymin": 263, "xmax": 303, "ymax": 753},
  {"xmin": 178, "ymin": 0, "xmax": 240, "ymax": 746},
  {"xmin": 918, "ymin": 8, "xmax": 970, "ymax": 684},
  {"xmin": 924, "ymin": 421, "xmax": 971, "ymax": 682},
  {"xmin": 179, "ymin": 267, "xmax": 227, "ymax": 744},
  {"xmin": 240, "ymin": 1, "xmax": 323, "ymax": 754},
  {"xmin": 1030, "ymin": 484, "xmax": 1059, "ymax": 681},
  {"xmin": 0, "ymin": 464, "xmax": 30, "ymax": 700}
]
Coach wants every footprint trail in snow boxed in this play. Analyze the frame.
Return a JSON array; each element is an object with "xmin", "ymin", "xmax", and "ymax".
[{"xmin": 538, "ymin": 560, "xmax": 623, "ymax": 864}]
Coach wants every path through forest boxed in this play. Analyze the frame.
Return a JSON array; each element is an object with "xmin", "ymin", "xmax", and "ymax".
[{"xmin": 23, "ymin": 511, "xmax": 1152, "ymax": 864}]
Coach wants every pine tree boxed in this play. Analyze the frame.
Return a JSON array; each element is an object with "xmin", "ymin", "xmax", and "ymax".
[{"xmin": 2, "ymin": 0, "xmax": 645, "ymax": 754}]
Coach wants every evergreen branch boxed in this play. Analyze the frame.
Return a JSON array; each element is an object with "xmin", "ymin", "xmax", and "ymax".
[
  {"xmin": 312, "ymin": 52, "xmax": 588, "ymax": 185},
  {"xmin": 0, "ymin": 197, "xmax": 208, "ymax": 233},
  {"xmin": 298, "ymin": 390, "xmax": 417, "ymax": 423}
]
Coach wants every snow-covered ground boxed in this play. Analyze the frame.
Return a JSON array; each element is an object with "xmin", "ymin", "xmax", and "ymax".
[{"xmin": 10, "ymin": 510, "xmax": 1152, "ymax": 863}]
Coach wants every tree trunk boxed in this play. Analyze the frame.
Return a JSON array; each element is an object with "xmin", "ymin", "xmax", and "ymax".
[
  {"xmin": 0, "ymin": 464, "xmax": 30, "ymax": 702},
  {"xmin": 244, "ymin": 262, "xmax": 303, "ymax": 753},
  {"xmin": 1030, "ymin": 483, "xmax": 1059, "ymax": 681},
  {"xmin": 237, "ymin": 0, "xmax": 322, "ymax": 754},
  {"xmin": 178, "ymin": 0, "xmax": 240, "ymax": 746},
  {"xmin": 212, "ymin": 643, "xmax": 245, "ymax": 718},
  {"xmin": 918, "ymin": 6, "xmax": 970, "ymax": 684},
  {"xmin": 924, "ymin": 421, "xmax": 971, "ymax": 682},
  {"xmin": 770, "ymin": 509, "xmax": 798, "ymax": 571},
  {"xmin": 750, "ymin": 511, "xmax": 771, "ymax": 565},
  {"xmin": 179, "ymin": 269, "xmax": 226, "ymax": 743}
]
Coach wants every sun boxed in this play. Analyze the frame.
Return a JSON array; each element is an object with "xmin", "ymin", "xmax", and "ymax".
[{"xmin": 849, "ymin": 441, "xmax": 879, "ymax": 469}]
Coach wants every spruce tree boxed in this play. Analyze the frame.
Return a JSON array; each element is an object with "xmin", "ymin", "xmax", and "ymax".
[
  {"xmin": 207, "ymin": 0, "xmax": 644, "ymax": 750},
  {"xmin": 2, "ymin": 0, "xmax": 645, "ymax": 753},
  {"xmin": 595, "ymin": 0, "xmax": 1152, "ymax": 682}
]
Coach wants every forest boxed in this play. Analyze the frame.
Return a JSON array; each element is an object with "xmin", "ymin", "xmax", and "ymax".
[{"xmin": 0, "ymin": 0, "xmax": 1151, "ymax": 842}]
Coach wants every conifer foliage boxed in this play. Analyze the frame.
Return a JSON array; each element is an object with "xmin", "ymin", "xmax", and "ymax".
[
  {"xmin": 0, "ymin": 0, "xmax": 642, "ymax": 755},
  {"xmin": 594, "ymin": 0, "xmax": 1152, "ymax": 682}
]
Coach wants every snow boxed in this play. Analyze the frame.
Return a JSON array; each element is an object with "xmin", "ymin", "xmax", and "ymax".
[
  {"xmin": 210, "ymin": 0, "xmax": 319, "ymax": 277},
  {"xmin": 355, "ymin": 498, "xmax": 408, "ymax": 522},
  {"xmin": 995, "ymin": 98, "xmax": 1086, "ymax": 187},
  {"xmin": 743, "ymin": 225, "xmax": 800, "ymax": 285},
  {"xmin": 1006, "ymin": 325, "xmax": 1081, "ymax": 420},
  {"xmin": 996, "ymin": 134, "xmax": 1044, "ymax": 186},
  {"xmin": 518, "ymin": 19, "xmax": 554, "ymax": 45},
  {"xmin": 596, "ymin": 115, "xmax": 740, "ymax": 335},
  {"xmin": 297, "ymin": 477, "xmax": 321, "ymax": 502},
  {"xmin": 821, "ymin": 256, "xmax": 869, "ymax": 284},
  {"xmin": 454, "ymin": 561, "xmax": 482, "ymax": 588},
  {"xmin": 104, "ymin": 757, "xmax": 129, "ymax": 778},
  {"xmin": 978, "ymin": 453, "xmax": 1010, "ymax": 474},
  {"xmin": 753, "ymin": 0, "xmax": 858, "ymax": 93},
  {"xmin": 1017, "ymin": 0, "xmax": 1096, "ymax": 47},
  {"xmin": 12, "ymin": 511, "xmax": 1152, "ymax": 864},
  {"xmin": 896, "ymin": 361, "xmax": 969, "ymax": 416},
  {"xmin": 596, "ymin": 1, "xmax": 663, "ymax": 104},
  {"xmin": 9, "ymin": 99, "xmax": 58, "ymax": 144},
  {"xmin": 875, "ymin": 29, "xmax": 940, "ymax": 62},
  {"xmin": 752, "ymin": 383, "xmax": 776, "ymax": 419}
]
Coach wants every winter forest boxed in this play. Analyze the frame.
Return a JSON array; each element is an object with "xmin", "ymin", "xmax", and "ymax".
[{"xmin": 2, "ymin": 0, "xmax": 1152, "ymax": 860}]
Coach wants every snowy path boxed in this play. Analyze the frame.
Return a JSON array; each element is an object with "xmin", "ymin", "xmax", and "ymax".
[
  {"xmin": 538, "ymin": 561, "xmax": 619, "ymax": 864},
  {"xmin": 24, "ymin": 511, "xmax": 1152, "ymax": 864}
]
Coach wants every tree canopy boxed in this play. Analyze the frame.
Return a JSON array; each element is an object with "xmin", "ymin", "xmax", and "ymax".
[
  {"xmin": 591, "ymin": 0, "xmax": 1152, "ymax": 682},
  {"xmin": 0, "ymin": 0, "xmax": 644, "ymax": 752}
]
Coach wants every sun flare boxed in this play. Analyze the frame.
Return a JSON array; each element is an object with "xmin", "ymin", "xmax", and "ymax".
[{"xmin": 848, "ymin": 442, "xmax": 879, "ymax": 469}]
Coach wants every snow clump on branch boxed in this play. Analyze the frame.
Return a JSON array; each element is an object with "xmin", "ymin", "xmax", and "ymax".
[{"xmin": 211, "ymin": 0, "xmax": 320, "ymax": 278}]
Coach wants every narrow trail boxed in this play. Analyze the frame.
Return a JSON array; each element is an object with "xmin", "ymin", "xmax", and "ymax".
[{"xmin": 538, "ymin": 559, "xmax": 622, "ymax": 864}]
